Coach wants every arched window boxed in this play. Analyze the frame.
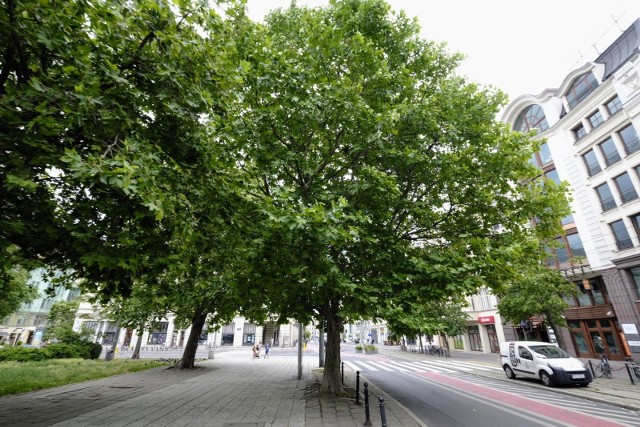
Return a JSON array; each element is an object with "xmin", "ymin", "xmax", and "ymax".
[
  {"xmin": 514, "ymin": 104, "xmax": 548, "ymax": 134},
  {"xmin": 565, "ymin": 73, "xmax": 598, "ymax": 110}
]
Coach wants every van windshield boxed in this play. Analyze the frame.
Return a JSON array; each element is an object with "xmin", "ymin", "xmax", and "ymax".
[{"xmin": 529, "ymin": 345, "xmax": 570, "ymax": 358}]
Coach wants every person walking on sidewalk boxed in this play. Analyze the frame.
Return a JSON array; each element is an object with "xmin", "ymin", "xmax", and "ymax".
[
  {"xmin": 264, "ymin": 343, "xmax": 271, "ymax": 359},
  {"xmin": 252, "ymin": 343, "xmax": 260, "ymax": 359}
]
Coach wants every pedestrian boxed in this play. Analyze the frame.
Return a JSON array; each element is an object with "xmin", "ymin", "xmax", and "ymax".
[
  {"xmin": 264, "ymin": 343, "xmax": 270, "ymax": 359},
  {"xmin": 252, "ymin": 343, "xmax": 259, "ymax": 359}
]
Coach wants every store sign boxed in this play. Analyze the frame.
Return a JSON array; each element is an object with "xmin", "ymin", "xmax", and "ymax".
[{"xmin": 478, "ymin": 316, "xmax": 495, "ymax": 324}]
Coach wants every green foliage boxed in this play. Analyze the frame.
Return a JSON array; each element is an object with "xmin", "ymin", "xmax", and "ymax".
[
  {"xmin": 363, "ymin": 344, "xmax": 377, "ymax": 351},
  {"xmin": 0, "ymin": 347, "xmax": 47, "ymax": 362},
  {"xmin": 0, "ymin": 342, "xmax": 94, "ymax": 361},
  {"xmin": 0, "ymin": 263, "xmax": 38, "ymax": 319},
  {"xmin": 355, "ymin": 344, "xmax": 363, "ymax": 350}
]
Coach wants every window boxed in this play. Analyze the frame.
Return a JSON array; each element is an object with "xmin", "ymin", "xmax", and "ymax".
[
  {"xmin": 147, "ymin": 322, "xmax": 168, "ymax": 345},
  {"xmin": 538, "ymin": 142, "xmax": 552, "ymax": 165},
  {"xmin": 561, "ymin": 213, "xmax": 575, "ymax": 225},
  {"xmin": 514, "ymin": 104, "xmax": 549, "ymax": 134},
  {"xmin": 614, "ymin": 172, "xmax": 638, "ymax": 203},
  {"xmin": 630, "ymin": 212, "xmax": 640, "ymax": 238},
  {"xmin": 610, "ymin": 219, "xmax": 634, "ymax": 250},
  {"xmin": 573, "ymin": 123, "xmax": 587, "ymax": 140},
  {"xmin": 619, "ymin": 124, "xmax": 640, "ymax": 155},
  {"xmin": 598, "ymin": 137, "xmax": 620, "ymax": 166},
  {"xmin": 629, "ymin": 267, "xmax": 640, "ymax": 298},
  {"xmin": 606, "ymin": 95, "xmax": 622, "ymax": 116},
  {"xmin": 566, "ymin": 73, "xmax": 599, "ymax": 109},
  {"xmin": 588, "ymin": 110, "xmax": 605, "ymax": 129},
  {"xmin": 595, "ymin": 183, "xmax": 616, "ymax": 211},
  {"xmin": 555, "ymin": 237, "xmax": 570, "ymax": 263},
  {"xmin": 582, "ymin": 149, "xmax": 601, "ymax": 176},
  {"xmin": 566, "ymin": 233, "xmax": 586, "ymax": 258},
  {"xmin": 572, "ymin": 278, "xmax": 607, "ymax": 307},
  {"xmin": 545, "ymin": 169, "xmax": 561, "ymax": 184}
]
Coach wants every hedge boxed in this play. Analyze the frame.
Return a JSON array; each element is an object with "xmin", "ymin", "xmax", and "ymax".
[{"xmin": 0, "ymin": 342, "xmax": 103, "ymax": 362}]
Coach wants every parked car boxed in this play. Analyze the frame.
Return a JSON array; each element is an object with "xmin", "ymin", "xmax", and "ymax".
[{"xmin": 500, "ymin": 341, "xmax": 592, "ymax": 387}]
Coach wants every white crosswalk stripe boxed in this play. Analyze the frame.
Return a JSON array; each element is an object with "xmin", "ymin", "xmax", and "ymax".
[{"xmin": 345, "ymin": 358, "xmax": 498, "ymax": 374}]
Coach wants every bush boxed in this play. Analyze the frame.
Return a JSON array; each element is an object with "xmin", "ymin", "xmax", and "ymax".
[
  {"xmin": 42, "ymin": 343, "xmax": 82, "ymax": 359},
  {"xmin": 355, "ymin": 344, "xmax": 363, "ymax": 350},
  {"xmin": 0, "ymin": 347, "xmax": 47, "ymax": 362},
  {"xmin": 364, "ymin": 344, "xmax": 377, "ymax": 351}
]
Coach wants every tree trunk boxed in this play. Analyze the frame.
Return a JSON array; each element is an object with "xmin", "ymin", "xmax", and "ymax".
[
  {"xmin": 179, "ymin": 310, "xmax": 207, "ymax": 369},
  {"xmin": 419, "ymin": 335, "xmax": 424, "ymax": 354},
  {"xmin": 320, "ymin": 301, "xmax": 344, "ymax": 395},
  {"xmin": 131, "ymin": 323, "xmax": 144, "ymax": 359}
]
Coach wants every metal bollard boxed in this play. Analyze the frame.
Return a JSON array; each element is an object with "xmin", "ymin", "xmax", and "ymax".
[
  {"xmin": 342, "ymin": 362, "xmax": 344, "ymax": 385},
  {"xmin": 379, "ymin": 397, "xmax": 387, "ymax": 427},
  {"xmin": 355, "ymin": 371, "xmax": 361, "ymax": 405},
  {"xmin": 363, "ymin": 382, "xmax": 372, "ymax": 426},
  {"xmin": 587, "ymin": 360, "xmax": 596, "ymax": 378},
  {"xmin": 625, "ymin": 363, "xmax": 637, "ymax": 385}
]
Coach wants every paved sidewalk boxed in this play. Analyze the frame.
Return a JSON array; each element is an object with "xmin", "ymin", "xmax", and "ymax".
[{"xmin": 0, "ymin": 349, "xmax": 422, "ymax": 427}]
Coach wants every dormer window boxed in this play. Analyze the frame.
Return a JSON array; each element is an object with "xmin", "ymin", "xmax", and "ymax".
[
  {"xmin": 565, "ymin": 73, "xmax": 598, "ymax": 110},
  {"xmin": 514, "ymin": 104, "xmax": 548, "ymax": 134},
  {"xmin": 572, "ymin": 123, "xmax": 586, "ymax": 140}
]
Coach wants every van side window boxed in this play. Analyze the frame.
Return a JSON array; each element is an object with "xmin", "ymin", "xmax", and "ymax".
[{"xmin": 519, "ymin": 347, "xmax": 533, "ymax": 360}]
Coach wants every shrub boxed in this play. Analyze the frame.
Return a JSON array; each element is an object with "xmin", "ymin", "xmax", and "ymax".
[
  {"xmin": 0, "ymin": 347, "xmax": 47, "ymax": 362},
  {"xmin": 355, "ymin": 344, "xmax": 363, "ymax": 350},
  {"xmin": 42, "ymin": 343, "xmax": 82, "ymax": 359},
  {"xmin": 364, "ymin": 344, "xmax": 377, "ymax": 351}
]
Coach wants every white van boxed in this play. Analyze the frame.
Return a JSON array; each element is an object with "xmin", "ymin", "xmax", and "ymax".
[{"xmin": 500, "ymin": 341, "xmax": 592, "ymax": 387}]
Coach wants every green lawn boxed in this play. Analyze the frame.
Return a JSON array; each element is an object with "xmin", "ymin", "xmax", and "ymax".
[{"xmin": 0, "ymin": 358, "xmax": 167, "ymax": 397}]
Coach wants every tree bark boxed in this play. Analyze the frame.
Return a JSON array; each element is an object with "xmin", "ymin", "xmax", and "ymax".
[
  {"xmin": 131, "ymin": 323, "xmax": 144, "ymax": 359},
  {"xmin": 179, "ymin": 309, "xmax": 207, "ymax": 369},
  {"xmin": 320, "ymin": 300, "xmax": 344, "ymax": 394}
]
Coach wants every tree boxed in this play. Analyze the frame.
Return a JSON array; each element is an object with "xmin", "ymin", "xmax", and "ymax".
[
  {"xmin": 0, "ymin": 262, "xmax": 37, "ymax": 319},
  {"xmin": 496, "ymin": 252, "xmax": 576, "ymax": 348},
  {"xmin": 228, "ymin": 0, "xmax": 569, "ymax": 394},
  {"xmin": 1, "ymin": 0, "xmax": 246, "ymax": 300},
  {"xmin": 44, "ymin": 299, "xmax": 89, "ymax": 343}
]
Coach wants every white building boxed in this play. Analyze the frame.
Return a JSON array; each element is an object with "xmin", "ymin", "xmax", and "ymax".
[{"xmin": 501, "ymin": 18, "xmax": 640, "ymax": 361}]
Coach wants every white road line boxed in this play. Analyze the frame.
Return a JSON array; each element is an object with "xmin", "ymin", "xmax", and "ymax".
[
  {"xmin": 343, "ymin": 361, "xmax": 361, "ymax": 372},
  {"xmin": 355, "ymin": 361, "xmax": 380, "ymax": 371},
  {"xmin": 367, "ymin": 361, "xmax": 396, "ymax": 371}
]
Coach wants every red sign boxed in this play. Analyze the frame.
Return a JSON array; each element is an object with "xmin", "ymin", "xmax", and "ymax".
[{"xmin": 478, "ymin": 316, "xmax": 495, "ymax": 324}]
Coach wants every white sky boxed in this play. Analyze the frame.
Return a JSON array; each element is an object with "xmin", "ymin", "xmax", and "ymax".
[{"xmin": 246, "ymin": 0, "xmax": 640, "ymax": 103}]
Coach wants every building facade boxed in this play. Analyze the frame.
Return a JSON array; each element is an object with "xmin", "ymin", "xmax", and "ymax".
[
  {"xmin": 0, "ymin": 268, "xmax": 80, "ymax": 346},
  {"xmin": 501, "ymin": 18, "xmax": 640, "ymax": 361}
]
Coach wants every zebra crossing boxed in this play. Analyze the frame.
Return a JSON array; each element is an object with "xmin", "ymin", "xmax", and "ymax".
[{"xmin": 343, "ymin": 357, "xmax": 501, "ymax": 375}]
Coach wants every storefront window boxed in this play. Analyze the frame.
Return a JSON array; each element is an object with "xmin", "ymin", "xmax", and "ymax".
[{"xmin": 467, "ymin": 326, "xmax": 482, "ymax": 352}]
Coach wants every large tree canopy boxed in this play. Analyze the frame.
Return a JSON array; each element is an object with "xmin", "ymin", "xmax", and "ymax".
[
  {"xmin": 1, "ymin": 0, "xmax": 244, "ymax": 297},
  {"xmin": 227, "ymin": 0, "xmax": 570, "ymax": 393}
]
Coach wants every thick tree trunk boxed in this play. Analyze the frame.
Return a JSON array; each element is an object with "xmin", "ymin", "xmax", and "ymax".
[
  {"xmin": 320, "ymin": 301, "xmax": 344, "ymax": 395},
  {"xmin": 179, "ymin": 310, "xmax": 207, "ymax": 369},
  {"xmin": 131, "ymin": 323, "xmax": 144, "ymax": 359}
]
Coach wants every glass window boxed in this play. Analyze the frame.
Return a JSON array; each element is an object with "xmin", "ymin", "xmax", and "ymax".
[
  {"xmin": 575, "ymin": 282, "xmax": 593, "ymax": 307},
  {"xmin": 545, "ymin": 169, "xmax": 561, "ymax": 185},
  {"xmin": 606, "ymin": 95, "xmax": 622, "ymax": 116},
  {"xmin": 514, "ymin": 104, "xmax": 549, "ymax": 134},
  {"xmin": 610, "ymin": 219, "xmax": 634, "ymax": 250},
  {"xmin": 588, "ymin": 110, "xmax": 605, "ymax": 129},
  {"xmin": 629, "ymin": 267, "xmax": 640, "ymax": 297},
  {"xmin": 630, "ymin": 212, "xmax": 640, "ymax": 237},
  {"xmin": 539, "ymin": 142, "xmax": 552, "ymax": 165},
  {"xmin": 582, "ymin": 149, "xmax": 601, "ymax": 176},
  {"xmin": 595, "ymin": 182, "xmax": 616, "ymax": 211},
  {"xmin": 561, "ymin": 213, "xmax": 575, "ymax": 225},
  {"xmin": 566, "ymin": 73, "xmax": 599, "ymax": 109},
  {"xmin": 598, "ymin": 137, "xmax": 621, "ymax": 166},
  {"xmin": 619, "ymin": 124, "xmax": 640, "ymax": 155},
  {"xmin": 614, "ymin": 172, "xmax": 638, "ymax": 203},
  {"xmin": 567, "ymin": 233, "xmax": 586, "ymax": 258},
  {"xmin": 573, "ymin": 123, "xmax": 587, "ymax": 140},
  {"xmin": 556, "ymin": 237, "xmax": 569, "ymax": 263}
]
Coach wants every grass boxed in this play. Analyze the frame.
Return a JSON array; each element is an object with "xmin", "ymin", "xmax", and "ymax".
[{"xmin": 0, "ymin": 358, "xmax": 167, "ymax": 397}]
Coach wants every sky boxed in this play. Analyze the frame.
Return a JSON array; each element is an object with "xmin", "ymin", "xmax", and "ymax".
[{"xmin": 245, "ymin": 0, "xmax": 640, "ymax": 103}]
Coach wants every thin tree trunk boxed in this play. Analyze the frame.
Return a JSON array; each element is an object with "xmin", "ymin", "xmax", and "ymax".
[
  {"xmin": 180, "ymin": 309, "xmax": 207, "ymax": 369},
  {"xmin": 131, "ymin": 323, "xmax": 144, "ymax": 359},
  {"xmin": 320, "ymin": 299, "xmax": 344, "ymax": 395}
]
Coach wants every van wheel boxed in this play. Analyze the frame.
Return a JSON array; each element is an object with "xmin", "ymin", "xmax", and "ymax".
[
  {"xmin": 503, "ymin": 365, "xmax": 516, "ymax": 379},
  {"xmin": 540, "ymin": 371, "xmax": 554, "ymax": 387}
]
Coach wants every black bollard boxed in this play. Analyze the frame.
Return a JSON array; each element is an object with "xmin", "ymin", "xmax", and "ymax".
[
  {"xmin": 625, "ymin": 363, "xmax": 637, "ymax": 385},
  {"xmin": 587, "ymin": 360, "xmax": 595, "ymax": 378},
  {"xmin": 363, "ymin": 382, "xmax": 372, "ymax": 426},
  {"xmin": 342, "ymin": 362, "xmax": 344, "ymax": 385},
  {"xmin": 379, "ymin": 397, "xmax": 387, "ymax": 427},
  {"xmin": 355, "ymin": 371, "xmax": 361, "ymax": 405}
]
